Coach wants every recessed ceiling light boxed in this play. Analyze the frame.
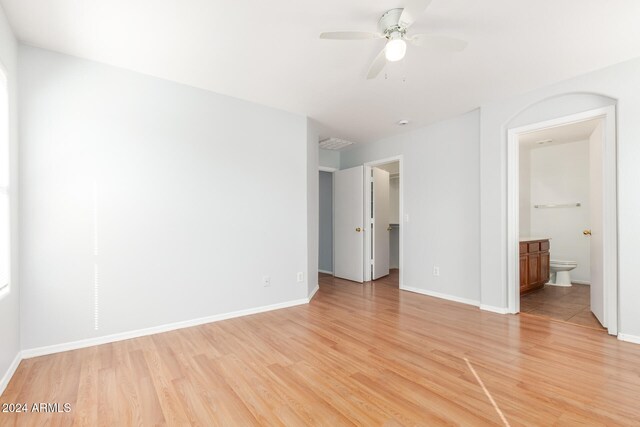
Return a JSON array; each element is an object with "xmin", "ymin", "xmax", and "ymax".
[
  {"xmin": 397, "ymin": 119, "xmax": 409, "ymax": 126},
  {"xmin": 536, "ymin": 139, "xmax": 553, "ymax": 145}
]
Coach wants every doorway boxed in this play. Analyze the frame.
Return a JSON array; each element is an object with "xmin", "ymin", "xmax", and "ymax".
[
  {"xmin": 366, "ymin": 161, "xmax": 401, "ymax": 286},
  {"xmin": 507, "ymin": 106, "xmax": 618, "ymax": 335},
  {"xmin": 318, "ymin": 169, "xmax": 334, "ymax": 275},
  {"xmin": 331, "ymin": 156, "xmax": 403, "ymax": 287}
]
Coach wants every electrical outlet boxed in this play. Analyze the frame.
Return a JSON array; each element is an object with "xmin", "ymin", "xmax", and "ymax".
[
  {"xmin": 404, "ymin": 213, "xmax": 410, "ymax": 222},
  {"xmin": 297, "ymin": 272, "xmax": 304, "ymax": 283},
  {"xmin": 433, "ymin": 266, "xmax": 440, "ymax": 277},
  {"xmin": 263, "ymin": 276, "xmax": 271, "ymax": 287}
]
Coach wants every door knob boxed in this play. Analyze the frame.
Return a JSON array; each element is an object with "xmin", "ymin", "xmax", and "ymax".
[
  {"xmin": 583, "ymin": 229, "xmax": 592, "ymax": 236},
  {"xmin": 355, "ymin": 227, "xmax": 362, "ymax": 232}
]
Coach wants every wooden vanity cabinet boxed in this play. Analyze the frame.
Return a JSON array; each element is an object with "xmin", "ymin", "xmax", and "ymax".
[{"xmin": 519, "ymin": 239, "xmax": 550, "ymax": 295}]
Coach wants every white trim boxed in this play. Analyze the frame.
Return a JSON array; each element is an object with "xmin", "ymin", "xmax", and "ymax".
[
  {"xmin": 0, "ymin": 351, "xmax": 21, "ymax": 396},
  {"xmin": 618, "ymin": 334, "xmax": 640, "ymax": 345},
  {"xmin": 480, "ymin": 305, "xmax": 510, "ymax": 314},
  {"xmin": 364, "ymin": 165, "xmax": 372, "ymax": 281},
  {"xmin": 308, "ymin": 284, "xmax": 320, "ymax": 301},
  {"xmin": 0, "ymin": 60, "xmax": 7, "ymax": 87},
  {"xmin": 332, "ymin": 169, "xmax": 336, "ymax": 281},
  {"xmin": 318, "ymin": 269, "xmax": 333, "ymax": 275},
  {"xmin": 363, "ymin": 155, "xmax": 403, "ymax": 288},
  {"xmin": 363, "ymin": 155, "xmax": 404, "ymax": 167},
  {"xmin": 400, "ymin": 285, "xmax": 480, "ymax": 307},
  {"xmin": 319, "ymin": 166, "xmax": 338, "ymax": 172},
  {"xmin": 506, "ymin": 106, "xmax": 618, "ymax": 333},
  {"xmin": 22, "ymin": 297, "xmax": 312, "ymax": 359},
  {"xmin": 0, "ymin": 67, "xmax": 10, "ymax": 304}
]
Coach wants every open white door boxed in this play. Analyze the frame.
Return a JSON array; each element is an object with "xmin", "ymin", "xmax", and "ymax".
[
  {"xmin": 334, "ymin": 166, "xmax": 364, "ymax": 282},
  {"xmin": 372, "ymin": 168, "xmax": 390, "ymax": 280},
  {"xmin": 589, "ymin": 122, "xmax": 605, "ymax": 327}
]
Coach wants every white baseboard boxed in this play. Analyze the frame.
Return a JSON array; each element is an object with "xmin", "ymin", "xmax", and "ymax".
[
  {"xmin": 0, "ymin": 352, "xmax": 22, "ymax": 397},
  {"xmin": 545, "ymin": 282, "xmax": 572, "ymax": 287},
  {"xmin": 480, "ymin": 305, "xmax": 511, "ymax": 314},
  {"xmin": 572, "ymin": 280, "xmax": 591, "ymax": 285},
  {"xmin": 547, "ymin": 280, "xmax": 591, "ymax": 287},
  {"xmin": 400, "ymin": 286, "xmax": 480, "ymax": 307},
  {"xmin": 318, "ymin": 270, "xmax": 333, "ymax": 275},
  {"xmin": 308, "ymin": 284, "xmax": 320, "ymax": 301},
  {"xmin": 22, "ymin": 296, "xmax": 312, "ymax": 359},
  {"xmin": 618, "ymin": 333, "xmax": 640, "ymax": 345}
]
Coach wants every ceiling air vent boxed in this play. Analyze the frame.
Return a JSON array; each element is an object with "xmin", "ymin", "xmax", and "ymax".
[{"xmin": 319, "ymin": 137, "xmax": 356, "ymax": 151}]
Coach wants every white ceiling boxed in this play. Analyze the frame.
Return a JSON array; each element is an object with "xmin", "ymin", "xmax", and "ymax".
[
  {"xmin": 519, "ymin": 118, "xmax": 601, "ymax": 149},
  {"xmin": 2, "ymin": 0, "xmax": 640, "ymax": 143}
]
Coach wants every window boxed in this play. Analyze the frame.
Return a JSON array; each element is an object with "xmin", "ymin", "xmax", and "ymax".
[{"xmin": 0, "ymin": 66, "xmax": 9, "ymax": 299}]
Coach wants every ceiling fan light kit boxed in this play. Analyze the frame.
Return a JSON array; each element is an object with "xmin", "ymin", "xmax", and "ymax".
[
  {"xmin": 319, "ymin": 0, "xmax": 467, "ymax": 79},
  {"xmin": 385, "ymin": 33, "xmax": 407, "ymax": 62}
]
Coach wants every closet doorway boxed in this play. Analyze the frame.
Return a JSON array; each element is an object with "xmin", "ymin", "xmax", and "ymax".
[
  {"xmin": 364, "ymin": 157, "xmax": 402, "ymax": 287},
  {"xmin": 327, "ymin": 155, "xmax": 403, "ymax": 288}
]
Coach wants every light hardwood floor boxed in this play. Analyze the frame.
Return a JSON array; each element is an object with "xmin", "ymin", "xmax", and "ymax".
[{"xmin": 2, "ymin": 272, "xmax": 640, "ymax": 426}]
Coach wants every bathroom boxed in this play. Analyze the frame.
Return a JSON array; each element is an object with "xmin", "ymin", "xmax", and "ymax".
[{"xmin": 518, "ymin": 118, "xmax": 604, "ymax": 329}]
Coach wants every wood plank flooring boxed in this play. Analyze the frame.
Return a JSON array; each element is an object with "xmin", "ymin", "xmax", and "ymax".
[
  {"xmin": 521, "ymin": 283, "xmax": 604, "ymax": 329},
  {"xmin": 2, "ymin": 272, "xmax": 640, "ymax": 426}
]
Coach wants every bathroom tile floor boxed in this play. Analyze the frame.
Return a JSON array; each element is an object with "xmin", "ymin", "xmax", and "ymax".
[{"xmin": 520, "ymin": 283, "xmax": 605, "ymax": 330}]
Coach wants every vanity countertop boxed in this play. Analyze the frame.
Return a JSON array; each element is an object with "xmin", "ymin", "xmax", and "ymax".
[{"xmin": 519, "ymin": 237, "xmax": 551, "ymax": 243}]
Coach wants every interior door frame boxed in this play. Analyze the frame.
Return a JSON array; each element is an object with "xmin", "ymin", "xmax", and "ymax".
[
  {"xmin": 319, "ymin": 166, "xmax": 337, "ymax": 275},
  {"xmin": 363, "ymin": 155, "xmax": 404, "ymax": 287},
  {"xmin": 506, "ymin": 106, "xmax": 618, "ymax": 335}
]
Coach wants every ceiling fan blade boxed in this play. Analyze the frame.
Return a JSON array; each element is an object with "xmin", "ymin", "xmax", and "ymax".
[
  {"xmin": 366, "ymin": 48, "xmax": 387, "ymax": 80},
  {"xmin": 320, "ymin": 31, "xmax": 381, "ymax": 40},
  {"xmin": 409, "ymin": 34, "xmax": 468, "ymax": 52},
  {"xmin": 399, "ymin": 0, "xmax": 433, "ymax": 28}
]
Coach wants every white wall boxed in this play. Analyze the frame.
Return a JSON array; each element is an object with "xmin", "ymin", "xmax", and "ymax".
[
  {"xmin": 519, "ymin": 147, "xmax": 531, "ymax": 236},
  {"xmin": 529, "ymin": 140, "xmax": 591, "ymax": 283},
  {"xmin": 319, "ymin": 148, "xmax": 340, "ymax": 169},
  {"xmin": 19, "ymin": 46, "xmax": 311, "ymax": 350},
  {"xmin": 0, "ymin": 3, "xmax": 20, "ymax": 392},
  {"xmin": 307, "ymin": 119, "xmax": 319, "ymax": 295},
  {"xmin": 480, "ymin": 58, "xmax": 640, "ymax": 338},
  {"xmin": 341, "ymin": 110, "xmax": 480, "ymax": 304}
]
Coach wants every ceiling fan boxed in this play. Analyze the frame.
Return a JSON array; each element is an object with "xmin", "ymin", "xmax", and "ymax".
[{"xmin": 320, "ymin": 0, "xmax": 468, "ymax": 79}]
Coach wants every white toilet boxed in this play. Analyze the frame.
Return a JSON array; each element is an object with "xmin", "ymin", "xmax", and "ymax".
[{"xmin": 549, "ymin": 260, "xmax": 577, "ymax": 286}]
